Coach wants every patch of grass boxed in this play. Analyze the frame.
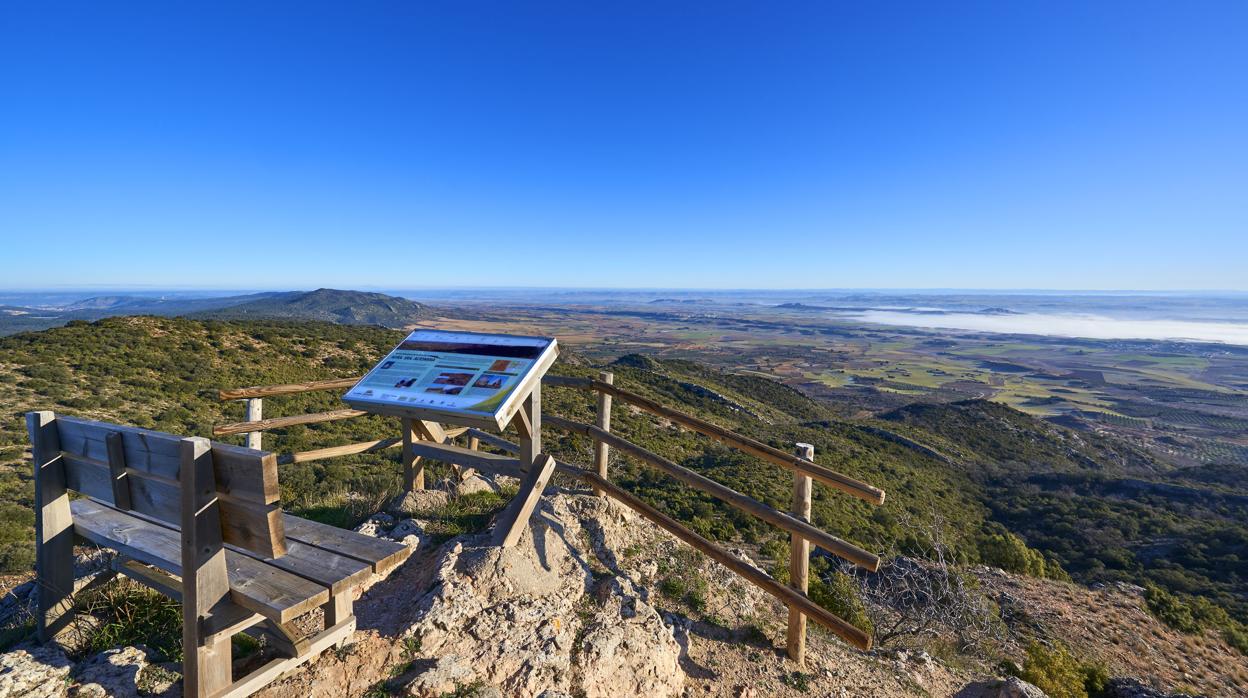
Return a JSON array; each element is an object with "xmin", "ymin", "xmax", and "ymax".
[
  {"xmin": 420, "ymin": 488, "xmax": 517, "ymax": 543},
  {"xmin": 232, "ymin": 632, "xmax": 260, "ymax": 659},
  {"xmin": 780, "ymin": 670, "xmax": 812, "ymax": 692},
  {"xmin": 79, "ymin": 578, "xmax": 182, "ymax": 661}
]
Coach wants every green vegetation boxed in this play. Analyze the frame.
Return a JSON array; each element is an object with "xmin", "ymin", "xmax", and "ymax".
[
  {"xmin": 0, "ymin": 315, "xmax": 1244, "ymax": 663},
  {"xmin": 806, "ymin": 562, "xmax": 872, "ymax": 637},
  {"xmin": 978, "ymin": 528, "xmax": 1068, "ymax": 581},
  {"xmin": 79, "ymin": 578, "xmax": 183, "ymax": 661},
  {"xmin": 1011, "ymin": 642, "xmax": 1109, "ymax": 698},
  {"xmin": 1144, "ymin": 583, "xmax": 1248, "ymax": 654}
]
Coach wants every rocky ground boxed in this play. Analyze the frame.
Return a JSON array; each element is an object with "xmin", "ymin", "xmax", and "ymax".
[{"xmin": 0, "ymin": 483, "xmax": 1242, "ymax": 697}]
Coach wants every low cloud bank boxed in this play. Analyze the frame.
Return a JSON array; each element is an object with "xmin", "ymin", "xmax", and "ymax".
[{"xmin": 852, "ymin": 311, "xmax": 1248, "ymax": 346}]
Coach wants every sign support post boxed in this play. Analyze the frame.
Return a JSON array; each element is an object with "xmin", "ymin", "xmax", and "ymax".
[{"xmin": 342, "ymin": 329, "xmax": 559, "ymax": 545}]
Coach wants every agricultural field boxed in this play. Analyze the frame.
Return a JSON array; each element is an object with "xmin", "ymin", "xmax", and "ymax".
[{"xmin": 424, "ymin": 299, "xmax": 1248, "ymax": 467}]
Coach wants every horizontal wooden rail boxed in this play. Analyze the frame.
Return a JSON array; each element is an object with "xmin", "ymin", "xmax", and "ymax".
[
  {"xmin": 219, "ymin": 378, "xmax": 360, "ymax": 401},
  {"xmin": 545, "ymin": 415, "xmax": 880, "ymax": 571},
  {"xmin": 455, "ymin": 429, "xmax": 872, "ymax": 650},
  {"xmin": 464, "ymin": 428, "xmax": 522, "ymax": 454},
  {"xmin": 542, "ymin": 375, "xmax": 885, "ymax": 506},
  {"xmin": 575, "ymin": 467, "xmax": 872, "ymax": 650},
  {"xmin": 402, "ymin": 440, "xmax": 525, "ymax": 478},
  {"xmin": 276, "ymin": 438, "xmax": 402, "ymax": 465},
  {"xmin": 213, "ymin": 409, "xmax": 367, "ymax": 437},
  {"xmin": 216, "ymin": 374, "xmax": 882, "ymax": 505}
]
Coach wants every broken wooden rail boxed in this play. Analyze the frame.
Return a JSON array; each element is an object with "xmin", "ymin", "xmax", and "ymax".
[{"xmin": 213, "ymin": 368, "xmax": 886, "ymax": 658}]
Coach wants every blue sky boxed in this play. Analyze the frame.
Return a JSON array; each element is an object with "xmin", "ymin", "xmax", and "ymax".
[{"xmin": 1, "ymin": 2, "xmax": 1245, "ymax": 290}]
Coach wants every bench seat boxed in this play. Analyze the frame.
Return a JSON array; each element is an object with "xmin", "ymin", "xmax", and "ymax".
[
  {"xmin": 29, "ymin": 411, "xmax": 416, "ymax": 697},
  {"xmin": 71, "ymin": 498, "xmax": 410, "ymax": 624}
]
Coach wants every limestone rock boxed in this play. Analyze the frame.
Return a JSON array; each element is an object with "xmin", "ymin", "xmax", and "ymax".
[
  {"xmin": 388, "ymin": 490, "xmax": 450, "ymax": 517},
  {"xmin": 955, "ymin": 677, "xmax": 1049, "ymax": 698},
  {"xmin": 1103, "ymin": 678, "xmax": 1197, "ymax": 698},
  {"xmin": 355, "ymin": 513, "xmax": 396, "ymax": 538},
  {"xmin": 575, "ymin": 577, "xmax": 683, "ymax": 698},
  {"xmin": 378, "ymin": 518, "xmax": 425, "ymax": 550},
  {"xmin": 0, "ymin": 643, "xmax": 73, "ymax": 698},
  {"xmin": 401, "ymin": 494, "xmax": 684, "ymax": 698},
  {"xmin": 455, "ymin": 474, "xmax": 499, "ymax": 497},
  {"xmin": 69, "ymin": 646, "xmax": 149, "ymax": 697},
  {"xmin": 388, "ymin": 519, "xmax": 426, "ymax": 540}
]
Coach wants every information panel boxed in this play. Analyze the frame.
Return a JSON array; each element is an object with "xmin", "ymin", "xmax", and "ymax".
[{"xmin": 343, "ymin": 329, "xmax": 558, "ymax": 428}]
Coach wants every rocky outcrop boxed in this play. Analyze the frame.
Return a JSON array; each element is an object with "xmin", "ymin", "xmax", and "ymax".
[
  {"xmin": 0, "ymin": 644, "xmax": 73, "ymax": 697},
  {"xmin": 953, "ymin": 677, "xmax": 1048, "ymax": 698},
  {"xmin": 401, "ymin": 494, "xmax": 684, "ymax": 698}
]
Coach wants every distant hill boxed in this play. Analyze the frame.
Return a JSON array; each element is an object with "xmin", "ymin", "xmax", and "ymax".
[
  {"xmin": 194, "ymin": 288, "xmax": 430, "ymax": 327},
  {"xmin": 0, "ymin": 289, "xmax": 431, "ymax": 335}
]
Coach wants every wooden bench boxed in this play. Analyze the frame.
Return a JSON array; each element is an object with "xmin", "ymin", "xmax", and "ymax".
[{"xmin": 26, "ymin": 411, "xmax": 412, "ymax": 698}]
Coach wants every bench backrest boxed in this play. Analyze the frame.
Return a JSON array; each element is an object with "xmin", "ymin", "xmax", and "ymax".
[{"xmin": 28, "ymin": 411, "xmax": 287, "ymax": 558}]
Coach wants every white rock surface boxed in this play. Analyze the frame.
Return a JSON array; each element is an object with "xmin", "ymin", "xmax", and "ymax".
[
  {"xmin": 402, "ymin": 494, "xmax": 684, "ymax": 698},
  {"xmin": 0, "ymin": 643, "xmax": 72, "ymax": 698},
  {"xmin": 69, "ymin": 646, "xmax": 149, "ymax": 697}
]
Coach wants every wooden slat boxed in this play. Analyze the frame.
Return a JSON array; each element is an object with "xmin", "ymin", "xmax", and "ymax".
[
  {"xmin": 235, "ymin": 539, "xmax": 371, "ymax": 595},
  {"xmin": 494, "ymin": 454, "xmax": 556, "ymax": 547},
  {"xmin": 104, "ymin": 432, "xmax": 133, "ymax": 510},
  {"xmin": 213, "ymin": 409, "xmax": 367, "ymax": 437},
  {"xmin": 210, "ymin": 444, "xmax": 281, "ymax": 505},
  {"xmin": 401, "ymin": 440, "xmax": 525, "ymax": 478},
  {"xmin": 219, "ymin": 377, "xmax": 361, "ymax": 400},
  {"xmin": 542, "ymin": 375, "xmax": 886, "ymax": 506},
  {"xmin": 401, "ymin": 418, "xmax": 423, "ymax": 491},
  {"xmin": 546, "ymin": 415, "xmax": 880, "ymax": 571},
  {"xmin": 56, "ymin": 415, "xmax": 279, "ymax": 505},
  {"xmin": 70, "ymin": 499, "xmax": 324, "ymax": 623},
  {"xmin": 464, "ymin": 429, "xmax": 520, "ymax": 455},
  {"xmin": 281, "ymin": 514, "xmax": 410, "ymax": 575},
  {"xmin": 215, "ymin": 618, "xmax": 356, "ymax": 698},
  {"xmin": 278, "ymin": 438, "xmax": 401, "ymax": 465},
  {"xmin": 61, "ymin": 453, "xmax": 285, "ymax": 557},
  {"xmin": 573, "ymin": 468, "xmax": 872, "ymax": 651},
  {"xmin": 115, "ymin": 559, "xmax": 183, "ymax": 600}
]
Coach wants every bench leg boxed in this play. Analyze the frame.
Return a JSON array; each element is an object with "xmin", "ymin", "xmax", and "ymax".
[
  {"xmin": 27, "ymin": 412, "xmax": 75, "ymax": 643},
  {"xmin": 185, "ymin": 630, "xmax": 232, "ymax": 698},
  {"xmin": 323, "ymin": 592, "xmax": 353, "ymax": 647},
  {"xmin": 180, "ymin": 437, "xmax": 234, "ymax": 698}
]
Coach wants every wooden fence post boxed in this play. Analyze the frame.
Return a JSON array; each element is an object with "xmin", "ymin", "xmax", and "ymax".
[
  {"xmin": 244, "ymin": 398, "xmax": 263, "ymax": 450},
  {"xmin": 592, "ymin": 372, "xmax": 613, "ymax": 497},
  {"xmin": 401, "ymin": 418, "xmax": 423, "ymax": 491},
  {"xmin": 787, "ymin": 442, "xmax": 815, "ymax": 666}
]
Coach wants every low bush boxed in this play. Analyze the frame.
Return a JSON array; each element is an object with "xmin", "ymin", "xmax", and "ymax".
[{"xmin": 1014, "ymin": 641, "xmax": 1109, "ymax": 698}]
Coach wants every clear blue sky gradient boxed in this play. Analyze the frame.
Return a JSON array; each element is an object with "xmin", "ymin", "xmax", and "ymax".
[{"xmin": 2, "ymin": 2, "xmax": 1245, "ymax": 290}]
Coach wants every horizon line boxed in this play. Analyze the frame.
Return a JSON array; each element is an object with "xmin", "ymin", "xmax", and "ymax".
[{"xmin": 3, "ymin": 284, "xmax": 1248, "ymax": 295}]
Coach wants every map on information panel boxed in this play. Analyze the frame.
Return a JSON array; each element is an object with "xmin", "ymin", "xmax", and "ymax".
[{"xmin": 343, "ymin": 329, "xmax": 558, "ymax": 428}]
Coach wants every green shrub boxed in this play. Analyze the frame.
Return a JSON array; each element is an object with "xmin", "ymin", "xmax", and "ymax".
[
  {"xmin": 978, "ymin": 530, "xmax": 1048, "ymax": 578},
  {"xmin": 1015, "ymin": 641, "xmax": 1106, "ymax": 698},
  {"xmin": 1144, "ymin": 583, "xmax": 1248, "ymax": 656},
  {"xmin": 807, "ymin": 561, "xmax": 873, "ymax": 637}
]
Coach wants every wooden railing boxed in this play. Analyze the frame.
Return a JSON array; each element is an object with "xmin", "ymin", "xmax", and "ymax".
[{"xmin": 213, "ymin": 370, "xmax": 886, "ymax": 659}]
